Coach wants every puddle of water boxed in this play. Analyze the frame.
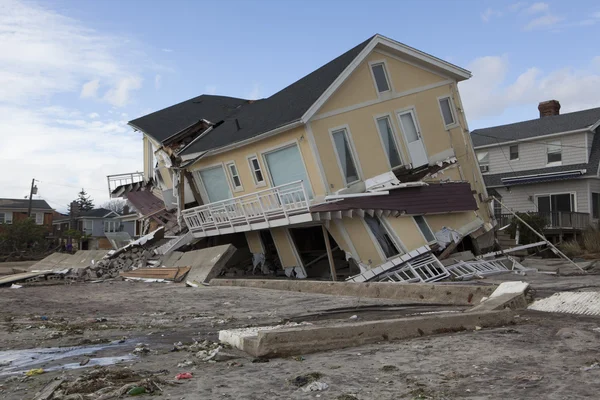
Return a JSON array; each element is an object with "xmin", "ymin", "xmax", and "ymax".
[{"xmin": 0, "ymin": 340, "xmax": 136, "ymax": 376}]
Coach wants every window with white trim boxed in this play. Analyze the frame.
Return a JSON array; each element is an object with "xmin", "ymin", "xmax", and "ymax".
[
  {"xmin": 248, "ymin": 156, "xmax": 265, "ymax": 186},
  {"xmin": 438, "ymin": 97, "xmax": 456, "ymax": 127},
  {"xmin": 364, "ymin": 214, "xmax": 400, "ymax": 258},
  {"xmin": 509, "ymin": 145, "xmax": 519, "ymax": 160},
  {"xmin": 226, "ymin": 162, "xmax": 243, "ymax": 191},
  {"xmin": 331, "ymin": 128, "xmax": 360, "ymax": 185},
  {"xmin": 413, "ymin": 216, "xmax": 435, "ymax": 243},
  {"xmin": 593, "ymin": 192, "xmax": 600, "ymax": 219},
  {"xmin": 371, "ymin": 63, "xmax": 391, "ymax": 93},
  {"xmin": 83, "ymin": 220, "xmax": 93, "ymax": 232},
  {"xmin": 376, "ymin": 116, "xmax": 403, "ymax": 168},
  {"xmin": 0, "ymin": 211, "xmax": 13, "ymax": 224},
  {"xmin": 35, "ymin": 212, "xmax": 43, "ymax": 225},
  {"xmin": 547, "ymin": 141, "xmax": 562, "ymax": 164},
  {"xmin": 477, "ymin": 151, "xmax": 489, "ymax": 173}
]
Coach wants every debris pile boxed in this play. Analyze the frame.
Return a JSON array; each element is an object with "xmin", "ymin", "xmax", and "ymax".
[{"xmin": 75, "ymin": 246, "xmax": 160, "ymax": 281}]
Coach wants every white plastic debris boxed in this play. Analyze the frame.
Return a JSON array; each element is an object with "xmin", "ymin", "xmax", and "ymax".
[
  {"xmin": 10, "ymin": 284, "xmax": 22, "ymax": 289},
  {"xmin": 301, "ymin": 381, "xmax": 329, "ymax": 392}
]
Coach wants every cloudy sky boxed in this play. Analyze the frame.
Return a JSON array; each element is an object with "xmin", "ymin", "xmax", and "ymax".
[{"xmin": 1, "ymin": 0, "xmax": 599, "ymax": 211}]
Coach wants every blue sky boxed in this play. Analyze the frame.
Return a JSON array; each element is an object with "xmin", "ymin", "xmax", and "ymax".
[{"xmin": 1, "ymin": 0, "xmax": 600, "ymax": 211}]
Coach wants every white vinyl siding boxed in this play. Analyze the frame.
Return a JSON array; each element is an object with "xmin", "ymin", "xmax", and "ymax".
[
  {"xmin": 478, "ymin": 132, "xmax": 587, "ymax": 175},
  {"xmin": 0, "ymin": 211, "xmax": 13, "ymax": 224},
  {"xmin": 496, "ymin": 180, "xmax": 590, "ymax": 214}
]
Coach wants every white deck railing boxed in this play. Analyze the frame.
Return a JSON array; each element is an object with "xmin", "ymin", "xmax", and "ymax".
[
  {"xmin": 182, "ymin": 180, "xmax": 312, "ymax": 237},
  {"xmin": 107, "ymin": 172, "xmax": 145, "ymax": 196}
]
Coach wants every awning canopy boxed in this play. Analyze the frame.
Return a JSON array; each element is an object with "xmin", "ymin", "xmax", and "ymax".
[
  {"xmin": 500, "ymin": 169, "xmax": 586, "ymax": 186},
  {"xmin": 310, "ymin": 182, "xmax": 477, "ymax": 218}
]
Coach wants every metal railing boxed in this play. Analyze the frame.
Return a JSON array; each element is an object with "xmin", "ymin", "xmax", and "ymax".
[
  {"xmin": 107, "ymin": 172, "xmax": 145, "ymax": 196},
  {"xmin": 496, "ymin": 211, "xmax": 590, "ymax": 230},
  {"xmin": 182, "ymin": 180, "xmax": 310, "ymax": 234}
]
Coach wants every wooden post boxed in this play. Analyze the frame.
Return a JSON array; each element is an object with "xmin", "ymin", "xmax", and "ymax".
[{"xmin": 322, "ymin": 225, "xmax": 337, "ymax": 281}]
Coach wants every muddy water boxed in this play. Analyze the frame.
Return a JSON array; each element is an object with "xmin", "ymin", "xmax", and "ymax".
[{"xmin": 0, "ymin": 340, "xmax": 136, "ymax": 376}]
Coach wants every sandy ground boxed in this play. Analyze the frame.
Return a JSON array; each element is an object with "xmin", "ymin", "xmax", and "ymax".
[
  {"xmin": 1, "ymin": 275, "xmax": 600, "ymax": 399},
  {"xmin": 0, "ymin": 261, "xmax": 36, "ymax": 275}
]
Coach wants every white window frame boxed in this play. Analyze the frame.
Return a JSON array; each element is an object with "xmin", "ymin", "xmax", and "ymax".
[
  {"xmin": 247, "ymin": 154, "xmax": 266, "ymax": 188},
  {"xmin": 373, "ymin": 113, "xmax": 404, "ymax": 170},
  {"xmin": 368, "ymin": 60, "xmax": 393, "ymax": 96},
  {"xmin": 260, "ymin": 140, "xmax": 315, "ymax": 197},
  {"xmin": 225, "ymin": 161, "xmax": 244, "ymax": 192},
  {"xmin": 194, "ymin": 162, "xmax": 234, "ymax": 204},
  {"xmin": 437, "ymin": 95, "xmax": 459, "ymax": 129},
  {"xmin": 395, "ymin": 106, "xmax": 428, "ymax": 166},
  {"xmin": 477, "ymin": 151, "xmax": 490, "ymax": 173},
  {"xmin": 0, "ymin": 211, "xmax": 13, "ymax": 224},
  {"xmin": 546, "ymin": 140, "xmax": 562, "ymax": 166},
  {"xmin": 509, "ymin": 144, "xmax": 519, "ymax": 161},
  {"xmin": 534, "ymin": 192, "xmax": 577, "ymax": 212},
  {"xmin": 34, "ymin": 212, "xmax": 43, "ymax": 225},
  {"xmin": 361, "ymin": 215, "xmax": 405, "ymax": 261},
  {"xmin": 329, "ymin": 124, "xmax": 363, "ymax": 187},
  {"xmin": 413, "ymin": 215, "xmax": 436, "ymax": 244},
  {"xmin": 83, "ymin": 220, "xmax": 93, "ymax": 232}
]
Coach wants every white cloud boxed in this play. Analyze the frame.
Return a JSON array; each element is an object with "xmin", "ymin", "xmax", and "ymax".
[
  {"xmin": 88, "ymin": 112, "xmax": 99, "ymax": 119},
  {"xmin": 460, "ymin": 55, "xmax": 600, "ymax": 123},
  {"xmin": 154, "ymin": 74, "xmax": 162, "ymax": 89},
  {"xmin": 247, "ymin": 83, "xmax": 262, "ymax": 100},
  {"xmin": 0, "ymin": 0, "xmax": 143, "ymax": 106},
  {"xmin": 80, "ymin": 79, "xmax": 100, "ymax": 98},
  {"xmin": 103, "ymin": 76, "xmax": 142, "ymax": 107},
  {"xmin": 509, "ymin": 2, "xmax": 528, "ymax": 12},
  {"xmin": 161, "ymin": 48, "xmax": 173, "ymax": 53},
  {"xmin": 481, "ymin": 8, "xmax": 503, "ymax": 22},
  {"xmin": 205, "ymin": 85, "xmax": 217, "ymax": 95},
  {"xmin": 524, "ymin": 14, "xmax": 562, "ymax": 30},
  {"xmin": 524, "ymin": 2, "xmax": 549, "ymax": 15}
]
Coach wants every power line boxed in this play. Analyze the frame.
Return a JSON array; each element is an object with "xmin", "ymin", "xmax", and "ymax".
[{"xmin": 37, "ymin": 180, "xmax": 107, "ymax": 193}]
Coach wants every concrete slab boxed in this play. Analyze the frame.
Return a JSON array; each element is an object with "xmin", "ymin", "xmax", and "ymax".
[
  {"xmin": 222, "ymin": 310, "xmax": 513, "ymax": 358},
  {"xmin": 161, "ymin": 251, "xmax": 184, "ymax": 268},
  {"xmin": 184, "ymin": 245, "xmax": 237, "ymax": 286},
  {"xmin": 29, "ymin": 253, "xmax": 72, "ymax": 271},
  {"xmin": 29, "ymin": 251, "xmax": 109, "ymax": 272},
  {"xmin": 469, "ymin": 281, "xmax": 530, "ymax": 312},
  {"xmin": 210, "ymin": 279, "xmax": 495, "ymax": 306}
]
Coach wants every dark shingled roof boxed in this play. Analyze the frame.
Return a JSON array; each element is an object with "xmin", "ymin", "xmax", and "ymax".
[
  {"xmin": 79, "ymin": 208, "xmax": 117, "ymax": 218},
  {"xmin": 483, "ymin": 127, "xmax": 600, "ymax": 187},
  {"xmin": 310, "ymin": 183, "xmax": 477, "ymax": 215},
  {"xmin": 129, "ymin": 95, "xmax": 248, "ymax": 143},
  {"xmin": 471, "ymin": 107, "xmax": 600, "ymax": 148},
  {"xmin": 129, "ymin": 35, "xmax": 375, "ymax": 154},
  {"xmin": 0, "ymin": 199, "xmax": 52, "ymax": 211}
]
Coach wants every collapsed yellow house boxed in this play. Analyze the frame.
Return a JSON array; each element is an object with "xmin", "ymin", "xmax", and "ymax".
[{"xmin": 108, "ymin": 34, "xmax": 493, "ymax": 279}]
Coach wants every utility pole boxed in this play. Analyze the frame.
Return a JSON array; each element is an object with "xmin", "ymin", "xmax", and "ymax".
[{"xmin": 27, "ymin": 179, "xmax": 38, "ymax": 217}]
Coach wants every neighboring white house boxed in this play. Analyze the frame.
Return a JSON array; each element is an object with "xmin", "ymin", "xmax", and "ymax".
[{"xmin": 471, "ymin": 100, "xmax": 600, "ymax": 233}]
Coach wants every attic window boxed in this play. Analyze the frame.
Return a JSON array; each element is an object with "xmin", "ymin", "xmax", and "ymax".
[{"xmin": 371, "ymin": 63, "xmax": 391, "ymax": 93}]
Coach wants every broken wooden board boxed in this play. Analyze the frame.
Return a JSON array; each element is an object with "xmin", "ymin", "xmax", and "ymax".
[
  {"xmin": 33, "ymin": 379, "xmax": 64, "ymax": 400},
  {"xmin": 184, "ymin": 244, "xmax": 237, "ymax": 286},
  {"xmin": 120, "ymin": 266, "xmax": 191, "ymax": 282}
]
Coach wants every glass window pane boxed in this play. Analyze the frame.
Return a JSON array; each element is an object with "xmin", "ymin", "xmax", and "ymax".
[
  {"xmin": 377, "ymin": 117, "xmax": 402, "ymax": 168},
  {"xmin": 364, "ymin": 214, "xmax": 399, "ymax": 258},
  {"xmin": 439, "ymin": 98, "xmax": 455, "ymax": 125},
  {"xmin": 250, "ymin": 158, "xmax": 264, "ymax": 183},
  {"xmin": 0, "ymin": 213, "xmax": 4, "ymax": 224},
  {"xmin": 509, "ymin": 145, "xmax": 519, "ymax": 160},
  {"xmin": 399, "ymin": 113, "xmax": 419, "ymax": 143},
  {"xmin": 537, "ymin": 196, "xmax": 550, "ymax": 212},
  {"xmin": 233, "ymin": 176, "xmax": 241, "ymax": 187},
  {"xmin": 414, "ymin": 216, "xmax": 435, "ymax": 242},
  {"xmin": 264, "ymin": 145, "xmax": 313, "ymax": 199},
  {"xmin": 594, "ymin": 193, "xmax": 600, "ymax": 219},
  {"xmin": 547, "ymin": 141, "xmax": 561, "ymax": 163},
  {"xmin": 371, "ymin": 64, "xmax": 390, "ymax": 92},
  {"xmin": 199, "ymin": 166, "xmax": 232, "ymax": 202},
  {"xmin": 477, "ymin": 152, "xmax": 489, "ymax": 164},
  {"xmin": 332, "ymin": 129, "xmax": 359, "ymax": 184}
]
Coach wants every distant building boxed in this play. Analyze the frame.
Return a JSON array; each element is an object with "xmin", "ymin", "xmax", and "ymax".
[{"xmin": 0, "ymin": 198, "xmax": 54, "ymax": 231}]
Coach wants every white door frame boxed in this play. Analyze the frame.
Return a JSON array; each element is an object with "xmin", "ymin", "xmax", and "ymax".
[{"xmin": 396, "ymin": 107, "xmax": 428, "ymax": 168}]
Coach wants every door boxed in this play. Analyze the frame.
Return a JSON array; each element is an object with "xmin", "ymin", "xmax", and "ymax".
[
  {"xmin": 537, "ymin": 193, "xmax": 574, "ymax": 227},
  {"xmin": 199, "ymin": 165, "xmax": 232, "ymax": 203},
  {"xmin": 264, "ymin": 144, "xmax": 313, "ymax": 199},
  {"xmin": 397, "ymin": 110, "xmax": 428, "ymax": 168}
]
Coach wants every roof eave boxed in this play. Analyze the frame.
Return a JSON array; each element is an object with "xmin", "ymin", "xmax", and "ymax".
[{"xmin": 472, "ymin": 127, "xmax": 592, "ymax": 150}]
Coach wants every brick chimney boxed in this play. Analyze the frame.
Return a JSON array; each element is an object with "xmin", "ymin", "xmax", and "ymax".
[{"xmin": 538, "ymin": 100, "xmax": 561, "ymax": 117}]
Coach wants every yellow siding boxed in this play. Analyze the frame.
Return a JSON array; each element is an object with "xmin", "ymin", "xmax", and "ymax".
[
  {"xmin": 188, "ymin": 127, "xmax": 325, "ymax": 201},
  {"xmin": 311, "ymin": 84, "xmax": 456, "ymax": 191},
  {"xmin": 271, "ymin": 227, "xmax": 299, "ymax": 268},
  {"xmin": 142, "ymin": 136, "xmax": 150, "ymax": 180},
  {"xmin": 324, "ymin": 222, "xmax": 350, "ymax": 254},
  {"xmin": 425, "ymin": 212, "xmax": 478, "ymax": 233},
  {"xmin": 341, "ymin": 218, "xmax": 383, "ymax": 265},
  {"xmin": 158, "ymin": 166, "xmax": 173, "ymax": 189},
  {"xmin": 244, "ymin": 231, "xmax": 264, "ymax": 254},
  {"xmin": 384, "ymin": 216, "xmax": 427, "ymax": 251}
]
